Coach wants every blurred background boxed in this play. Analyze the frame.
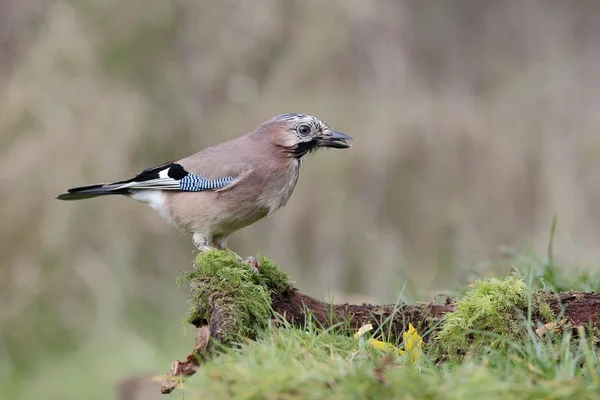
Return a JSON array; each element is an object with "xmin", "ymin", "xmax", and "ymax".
[{"xmin": 2, "ymin": 0, "xmax": 600, "ymax": 398}]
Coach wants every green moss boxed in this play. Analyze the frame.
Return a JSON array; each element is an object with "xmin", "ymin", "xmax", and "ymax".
[
  {"xmin": 179, "ymin": 250, "xmax": 292, "ymax": 343},
  {"xmin": 532, "ymin": 292, "xmax": 555, "ymax": 322},
  {"xmin": 253, "ymin": 255, "xmax": 293, "ymax": 294},
  {"xmin": 436, "ymin": 272, "xmax": 552, "ymax": 358}
]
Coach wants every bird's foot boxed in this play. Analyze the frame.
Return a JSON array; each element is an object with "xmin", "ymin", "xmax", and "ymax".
[
  {"xmin": 228, "ymin": 251, "xmax": 259, "ymax": 273},
  {"xmin": 243, "ymin": 256, "xmax": 260, "ymax": 274},
  {"xmin": 192, "ymin": 233, "xmax": 258, "ymax": 273}
]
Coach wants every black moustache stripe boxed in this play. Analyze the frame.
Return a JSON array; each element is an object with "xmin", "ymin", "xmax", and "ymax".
[{"xmin": 291, "ymin": 141, "xmax": 318, "ymax": 159}]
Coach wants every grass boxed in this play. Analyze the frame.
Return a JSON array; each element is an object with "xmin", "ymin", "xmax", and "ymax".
[
  {"xmin": 178, "ymin": 318, "xmax": 600, "ymax": 400},
  {"xmin": 171, "ymin": 251, "xmax": 600, "ymax": 400}
]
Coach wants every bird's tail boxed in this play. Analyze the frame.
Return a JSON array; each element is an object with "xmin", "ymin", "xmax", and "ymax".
[{"xmin": 56, "ymin": 183, "xmax": 131, "ymax": 200}]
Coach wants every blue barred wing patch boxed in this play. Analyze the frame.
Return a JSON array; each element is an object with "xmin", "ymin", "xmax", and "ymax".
[{"xmin": 178, "ymin": 174, "xmax": 235, "ymax": 191}]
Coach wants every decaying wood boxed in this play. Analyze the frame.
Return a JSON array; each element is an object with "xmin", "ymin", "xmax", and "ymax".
[
  {"xmin": 545, "ymin": 292, "xmax": 600, "ymax": 326},
  {"xmin": 270, "ymin": 289, "xmax": 455, "ymax": 339},
  {"xmin": 160, "ymin": 326, "xmax": 211, "ymax": 394},
  {"xmin": 160, "ymin": 287, "xmax": 600, "ymax": 394}
]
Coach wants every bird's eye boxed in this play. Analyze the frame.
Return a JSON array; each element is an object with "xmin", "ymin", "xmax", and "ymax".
[{"xmin": 297, "ymin": 124, "xmax": 311, "ymax": 136}]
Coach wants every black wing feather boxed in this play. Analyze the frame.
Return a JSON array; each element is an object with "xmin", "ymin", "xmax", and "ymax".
[{"xmin": 112, "ymin": 161, "xmax": 188, "ymax": 185}]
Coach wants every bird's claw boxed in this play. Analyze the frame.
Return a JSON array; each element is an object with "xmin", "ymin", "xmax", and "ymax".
[{"xmin": 244, "ymin": 256, "xmax": 260, "ymax": 273}]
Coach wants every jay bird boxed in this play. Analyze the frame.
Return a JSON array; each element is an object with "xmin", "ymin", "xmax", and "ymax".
[{"xmin": 57, "ymin": 113, "xmax": 352, "ymax": 253}]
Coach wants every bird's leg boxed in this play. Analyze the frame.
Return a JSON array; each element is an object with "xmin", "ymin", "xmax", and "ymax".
[
  {"xmin": 192, "ymin": 232, "xmax": 212, "ymax": 253},
  {"xmin": 211, "ymin": 235, "xmax": 229, "ymax": 252}
]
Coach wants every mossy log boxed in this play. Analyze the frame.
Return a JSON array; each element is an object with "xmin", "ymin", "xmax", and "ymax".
[{"xmin": 160, "ymin": 251, "xmax": 600, "ymax": 394}]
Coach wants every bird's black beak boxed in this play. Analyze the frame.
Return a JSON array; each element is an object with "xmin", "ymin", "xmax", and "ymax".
[{"xmin": 317, "ymin": 130, "xmax": 353, "ymax": 149}]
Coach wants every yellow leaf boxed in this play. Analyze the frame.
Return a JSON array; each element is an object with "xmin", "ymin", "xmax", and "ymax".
[
  {"xmin": 354, "ymin": 323, "xmax": 423, "ymax": 363},
  {"xmin": 367, "ymin": 339, "xmax": 403, "ymax": 356},
  {"xmin": 402, "ymin": 323, "xmax": 423, "ymax": 362}
]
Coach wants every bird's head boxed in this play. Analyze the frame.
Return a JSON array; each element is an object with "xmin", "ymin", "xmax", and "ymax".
[{"xmin": 260, "ymin": 113, "xmax": 352, "ymax": 159}]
